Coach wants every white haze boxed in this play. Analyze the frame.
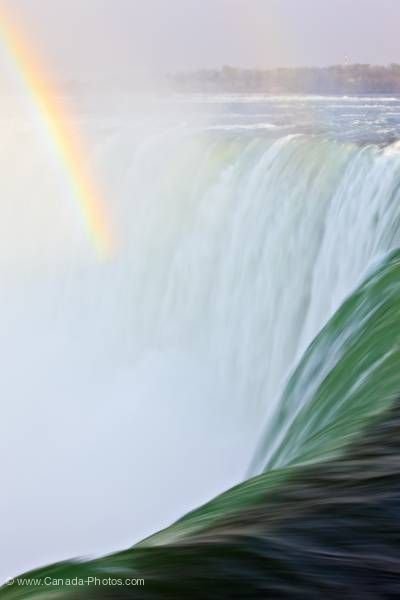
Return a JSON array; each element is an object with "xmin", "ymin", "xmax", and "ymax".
[{"xmin": 2, "ymin": 0, "xmax": 400, "ymax": 87}]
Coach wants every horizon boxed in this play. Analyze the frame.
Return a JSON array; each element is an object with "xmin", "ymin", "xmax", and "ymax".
[{"xmin": 173, "ymin": 63, "xmax": 400, "ymax": 73}]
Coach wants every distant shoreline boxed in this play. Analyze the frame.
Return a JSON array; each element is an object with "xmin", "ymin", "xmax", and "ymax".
[{"xmin": 169, "ymin": 64, "xmax": 400, "ymax": 95}]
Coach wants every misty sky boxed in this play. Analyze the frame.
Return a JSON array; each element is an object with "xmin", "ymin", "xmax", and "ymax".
[{"xmin": 3, "ymin": 0, "xmax": 400, "ymax": 81}]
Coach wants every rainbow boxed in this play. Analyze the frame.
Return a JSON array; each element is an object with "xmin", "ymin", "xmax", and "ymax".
[{"xmin": 0, "ymin": 9, "xmax": 114, "ymax": 258}]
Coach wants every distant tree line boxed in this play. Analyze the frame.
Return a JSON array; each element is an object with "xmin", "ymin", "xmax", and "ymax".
[{"xmin": 170, "ymin": 64, "xmax": 400, "ymax": 94}]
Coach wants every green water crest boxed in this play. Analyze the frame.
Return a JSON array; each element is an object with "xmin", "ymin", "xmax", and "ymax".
[{"xmin": 3, "ymin": 249, "xmax": 400, "ymax": 597}]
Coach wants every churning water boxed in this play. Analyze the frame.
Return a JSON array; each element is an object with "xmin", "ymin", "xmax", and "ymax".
[{"xmin": 2, "ymin": 93, "xmax": 400, "ymax": 582}]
